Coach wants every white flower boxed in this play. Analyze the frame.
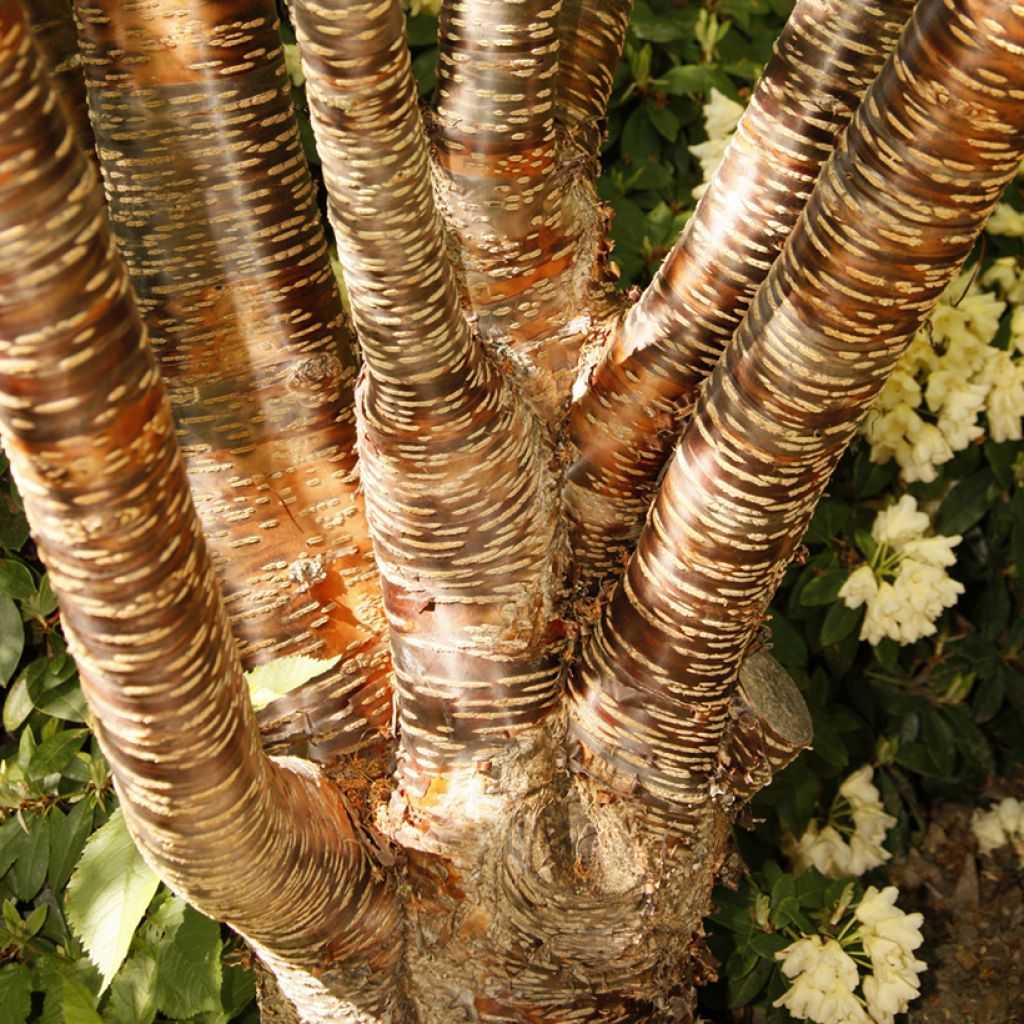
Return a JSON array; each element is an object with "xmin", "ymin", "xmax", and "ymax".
[
  {"xmin": 972, "ymin": 805, "xmax": 1010, "ymax": 854},
  {"xmin": 972, "ymin": 797, "xmax": 1024, "ymax": 863},
  {"xmin": 842, "ymin": 498, "xmax": 962, "ymax": 646},
  {"xmin": 863, "ymin": 261, "xmax": 1024, "ymax": 470},
  {"xmin": 702, "ymin": 88, "xmax": 746, "ymax": 140},
  {"xmin": 986, "ymin": 203, "xmax": 1024, "ymax": 237},
  {"xmin": 838, "ymin": 565, "xmax": 878, "ymax": 609},
  {"xmin": 839, "ymin": 765, "xmax": 880, "ymax": 807},
  {"xmin": 282, "ymin": 42, "xmax": 305, "ymax": 87},
  {"xmin": 856, "ymin": 887, "xmax": 924, "ymax": 953},
  {"xmin": 871, "ymin": 495, "xmax": 929, "ymax": 547},
  {"xmin": 785, "ymin": 767, "xmax": 895, "ymax": 879},
  {"xmin": 775, "ymin": 937, "xmax": 870, "ymax": 1024},
  {"xmin": 690, "ymin": 88, "xmax": 746, "ymax": 198},
  {"xmin": 854, "ymin": 887, "xmax": 927, "ymax": 1023}
]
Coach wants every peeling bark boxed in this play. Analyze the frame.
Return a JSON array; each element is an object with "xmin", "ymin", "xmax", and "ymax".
[
  {"xmin": 1, "ymin": 0, "xmax": 1023, "ymax": 1020},
  {"xmin": 567, "ymin": 0, "xmax": 917, "ymax": 588},
  {"xmin": 569, "ymin": 0, "xmax": 1024, "ymax": 824}
]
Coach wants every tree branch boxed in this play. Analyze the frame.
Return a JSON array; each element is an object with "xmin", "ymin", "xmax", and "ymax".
[
  {"xmin": 73, "ymin": 0, "xmax": 392, "ymax": 751},
  {"xmin": 291, "ymin": 0, "xmax": 566, "ymax": 843},
  {"xmin": 0, "ymin": 3, "xmax": 402, "ymax": 1014},
  {"xmin": 568, "ymin": 0, "xmax": 1024, "ymax": 828},
  {"xmin": 567, "ymin": 0, "xmax": 916, "ymax": 588},
  {"xmin": 23, "ymin": 0, "xmax": 90, "ymax": 149},
  {"xmin": 555, "ymin": 0, "xmax": 632, "ymax": 134},
  {"xmin": 432, "ymin": 0, "xmax": 602, "ymax": 418}
]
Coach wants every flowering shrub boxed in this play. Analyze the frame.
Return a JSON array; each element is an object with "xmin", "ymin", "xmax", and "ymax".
[
  {"xmin": 783, "ymin": 767, "xmax": 897, "ymax": 879},
  {"xmin": 774, "ymin": 886, "xmax": 926, "ymax": 1024},
  {"xmin": 838, "ymin": 496, "xmax": 963, "ymax": 646}
]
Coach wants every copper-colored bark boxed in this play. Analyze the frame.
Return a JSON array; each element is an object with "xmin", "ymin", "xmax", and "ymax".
[
  {"xmin": 291, "ymin": 0, "xmax": 566, "ymax": 849},
  {"xmin": 566, "ymin": 0, "xmax": 917, "ymax": 588},
  {"xmin": 2, "ymin": 0, "xmax": 1023, "ymax": 1020},
  {"xmin": 0, "ymin": 4, "xmax": 402, "ymax": 1016},
  {"xmin": 72, "ymin": 0, "xmax": 392, "ymax": 755},
  {"xmin": 569, "ymin": 0, "xmax": 1024, "ymax": 824}
]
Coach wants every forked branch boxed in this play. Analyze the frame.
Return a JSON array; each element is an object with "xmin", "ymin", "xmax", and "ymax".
[
  {"xmin": 0, "ymin": 4, "xmax": 401, "ymax": 1015},
  {"xmin": 567, "ymin": 0, "xmax": 917, "ymax": 587},
  {"xmin": 292, "ymin": 0, "xmax": 566, "ymax": 841},
  {"xmin": 73, "ymin": 0, "xmax": 393, "ymax": 757},
  {"xmin": 569, "ymin": 0, "xmax": 1024, "ymax": 828}
]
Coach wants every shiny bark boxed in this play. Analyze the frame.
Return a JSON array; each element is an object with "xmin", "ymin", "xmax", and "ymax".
[
  {"xmin": 566, "ymin": 0, "xmax": 917, "ymax": 588},
  {"xmin": 73, "ymin": 0, "xmax": 392, "ymax": 758},
  {"xmin": 569, "ymin": 0, "xmax": 1024, "ymax": 825},
  {"xmin": 0, "ymin": 6, "xmax": 403, "ymax": 1019},
  {"xmin": 290, "ymin": 0, "xmax": 566, "ymax": 851},
  {"xmin": 1, "ymin": 0, "xmax": 1022, "ymax": 1020}
]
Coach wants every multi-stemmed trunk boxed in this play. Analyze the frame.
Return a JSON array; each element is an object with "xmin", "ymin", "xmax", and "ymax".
[{"xmin": 0, "ymin": 0, "xmax": 1022, "ymax": 1021}]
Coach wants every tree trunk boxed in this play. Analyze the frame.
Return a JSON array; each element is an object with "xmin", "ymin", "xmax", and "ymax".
[{"xmin": 0, "ymin": 0, "xmax": 1022, "ymax": 1021}]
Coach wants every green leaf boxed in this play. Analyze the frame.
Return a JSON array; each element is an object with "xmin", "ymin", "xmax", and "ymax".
[
  {"xmin": 798, "ymin": 569, "xmax": 847, "ymax": 607},
  {"xmin": 818, "ymin": 601, "xmax": 861, "ymax": 647},
  {"xmin": 935, "ymin": 469, "xmax": 994, "ymax": 536},
  {"xmin": 49, "ymin": 800, "xmax": 95, "ymax": 892},
  {"xmin": 66, "ymin": 809, "xmax": 160, "ymax": 990},
  {"xmin": 658, "ymin": 64, "xmax": 709, "ymax": 95},
  {"xmin": 0, "ymin": 594, "xmax": 24, "ymax": 686},
  {"xmin": 749, "ymin": 931, "xmax": 789, "ymax": 961},
  {"xmin": 0, "ymin": 560, "xmax": 35, "ymax": 601},
  {"xmin": 404, "ymin": 12, "xmax": 438, "ymax": 47},
  {"xmin": 244, "ymin": 654, "xmax": 340, "ymax": 710},
  {"xmin": 766, "ymin": 609, "xmax": 807, "ymax": 668},
  {"xmin": 154, "ymin": 905, "xmax": 223, "ymax": 1019},
  {"xmin": 10, "ymin": 812, "xmax": 50, "ymax": 901},
  {"xmin": 727, "ymin": 954, "xmax": 774, "ymax": 1008},
  {"xmin": 646, "ymin": 102, "xmax": 680, "ymax": 141},
  {"xmin": 220, "ymin": 959, "xmax": 256, "ymax": 1020},
  {"xmin": 0, "ymin": 962, "xmax": 32, "ymax": 1024},
  {"xmin": 103, "ymin": 952, "xmax": 157, "ymax": 1024},
  {"xmin": 36, "ymin": 679, "xmax": 88, "ymax": 723},
  {"xmin": 28, "ymin": 729, "xmax": 88, "ymax": 780}
]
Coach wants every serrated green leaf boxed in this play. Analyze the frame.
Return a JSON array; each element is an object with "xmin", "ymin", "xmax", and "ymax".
[
  {"xmin": 0, "ymin": 962, "xmax": 32, "ymax": 1024},
  {"xmin": 66, "ymin": 809, "xmax": 160, "ymax": 991},
  {"xmin": 154, "ymin": 905, "xmax": 222, "ymax": 1019},
  {"xmin": 49, "ymin": 800, "xmax": 94, "ymax": 892},
  {"xmin": 103, "ymin": 952, "xmax": 157, "ymax": 1024},
  {"xmin": 244, "ymin": 654, "xmax": 340, "ymax": 710},
  {"xmin": 0, "ymin": 594, "xmax": 24, "ymax": 686}
]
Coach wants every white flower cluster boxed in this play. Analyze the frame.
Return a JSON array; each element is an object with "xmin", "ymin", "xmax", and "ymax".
[
  {"xmin": 689, "ymin": 88, "xmax": 745, "ymax": 199},
  {"xmin": 838, "ymin": 496, "xmax": 962, "ymax": 646},
  {"xmin": 283, "ymin": 43, "xmax": 305, "ymax": 88},
  {"xmin": 774, "ymin": 886, "xmax": 926, "ymax": 1024},
  {"xmin": 855, "ymin": 886, "xmax": 928, "ymax": 1024},
  {"xmin": 971, "ymin": 796, "xmax": 1024, "ymax": 865},
  {"xmin": 864, "ymin": 268, "xmax": 1024, "ymax": 482},
  {"xmin": 784, "ymin": 766, "xmax": 897, "ymax": 879},
  {"xmin": 987, "ymin": 203, "xmax": 1024, "ymax": 237}
]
